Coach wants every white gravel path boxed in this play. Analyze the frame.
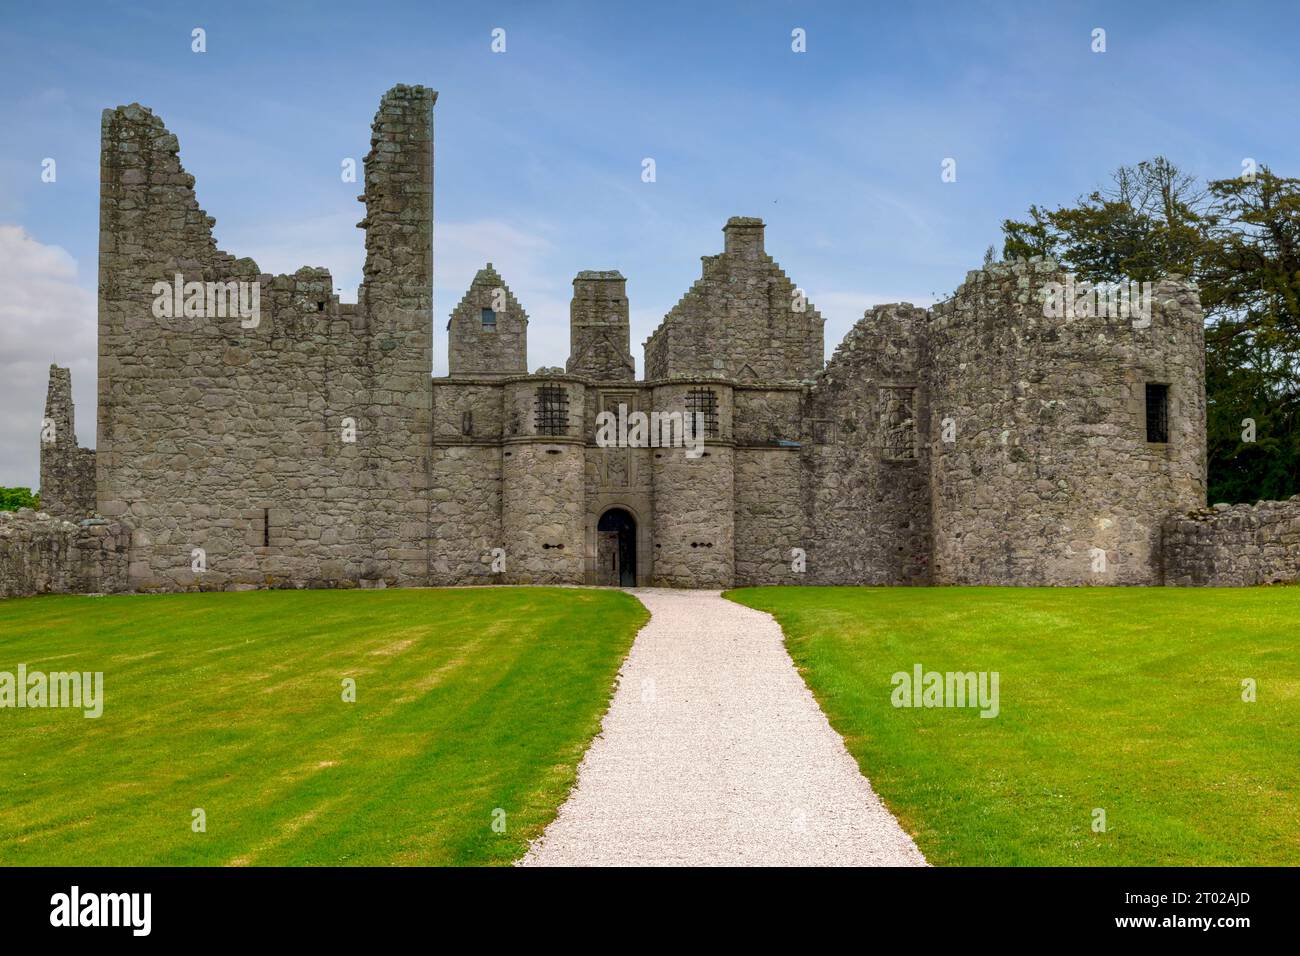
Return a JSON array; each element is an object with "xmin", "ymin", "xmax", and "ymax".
[{"xmin": 519, "ymin": 588, "xmax": 927, "ymax": 867}]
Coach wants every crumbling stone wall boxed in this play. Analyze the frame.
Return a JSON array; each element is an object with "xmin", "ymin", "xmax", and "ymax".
[
  {"xmin": 51, "ymin": 79, "xmax": 1244, "ymax": 598},
  {"xmin": 1163, "ymin": 498, "xmax": 1300, "ymax": 585},
  {"xmin": 95, "ymin": 86, "xmax": 435, "ymax": 592},
  {"xmin": 732, "ymin": 385, "xmax": 807, "ymax": 586},
  {"xmin": 39, "ymin": 365, "xmax": 96, "ymax": 518},
  {"xmin": 928, "ymin": 261, "xmax": 1206, "ymax": 585},
  {"xmin": 803, "ymin": 304, "xmax": 933, "ymax": 585},
  {"xmin": 644, "ymin": 218, "xmax": 823, "ymax": 383},
  {"xmin": 0, "ymin": 510, "xmax": 129, "ymax": 598}
]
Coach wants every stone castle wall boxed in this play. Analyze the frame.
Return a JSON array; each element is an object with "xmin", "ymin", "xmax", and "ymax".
[
  {"xmin": 0, "ymin": 511, "xmax": 130, "ymax": 598},
  {"xmin": 928, "ymin": 261, "xmax": 1206, "ymax": 585},
  {"xmin": 23, "ymin": 85, "xmax": 1285, "ymax": 599},
  {"xmin": 1163, "ymin": 498, "xmax": 1300, "ymax": 586},
  {"xmin": 94, "ymin": 86, "xmax": 435, "ymax": 592},
  {"xmin": 802, "ymin": 304, "xmax": 933, "ymax": 585}
]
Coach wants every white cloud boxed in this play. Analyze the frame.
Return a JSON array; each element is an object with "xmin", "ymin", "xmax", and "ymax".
[{"xmin": 0, "ymin": 224, "xmax": 96, "ymax": 489}]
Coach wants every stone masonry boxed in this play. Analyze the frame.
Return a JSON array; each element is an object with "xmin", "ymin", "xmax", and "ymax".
[
  {"xmin": 1163, "ymin": 498, "xmax": 1300, "ymax": 586},
  {"xmin": 39, "ymin": 365, "xmax": 96, "ymax": 519},
  {"xmin": 15, "ymin": 83, "xmax": 1298, "ymax": 597}
]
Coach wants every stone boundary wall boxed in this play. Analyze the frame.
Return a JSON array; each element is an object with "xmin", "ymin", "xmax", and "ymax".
[
  {"xmin": 0, "ymin": 511, "xmax": 131, "ymax": 599},
  {"xmin": 1163, "ymin": 497, "xmax": 1300, "ymax": 586}
]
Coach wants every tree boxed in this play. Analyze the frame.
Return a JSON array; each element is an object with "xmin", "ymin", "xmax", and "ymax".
[{"xmin": 0, "ymin": 487, "xmax": 40, "ymax": 511}]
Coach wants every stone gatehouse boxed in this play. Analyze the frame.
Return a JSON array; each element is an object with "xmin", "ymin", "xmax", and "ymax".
[{"xmin": 12, "ymin": 83, "xmax": 1300, "ymax": 597}]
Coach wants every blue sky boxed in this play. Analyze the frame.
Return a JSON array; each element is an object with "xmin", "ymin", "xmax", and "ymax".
[{"xmin": 1, "ymin": 0, "xmax": 1298, "ymax": 485}]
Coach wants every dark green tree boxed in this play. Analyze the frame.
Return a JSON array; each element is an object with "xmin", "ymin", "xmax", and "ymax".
[{"xmin": 0, "ymin": 487, "xmax": 40, "ymax": 511}]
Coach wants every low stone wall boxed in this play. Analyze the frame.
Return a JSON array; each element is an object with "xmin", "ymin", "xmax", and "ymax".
[
  {"xmin": 1163, "ymin": 497, "xmax": 1300, "ymax": 586},
  {"xmin": 0, "ymin": 510, "xmax": 131, "ymax": 598}
]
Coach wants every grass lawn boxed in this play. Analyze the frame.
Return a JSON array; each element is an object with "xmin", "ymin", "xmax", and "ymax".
[
  {"xmin": 727, "ymin": 586, "xmax": 1300, "ymax": 866},
  {"xmin": 0, "ymin": 587, "xmax": 646, "ymax": 866}
]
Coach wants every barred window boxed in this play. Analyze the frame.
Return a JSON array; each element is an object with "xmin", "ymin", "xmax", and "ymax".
[
  {"xmin": 535, "ymin": 384, "xmax": 569, "ymax": 436},
  {"xmin": 685, "ymin": 388, "xmax": 719, "ymax": 439},
  {"xmin": 1145, "ymin": 383, "xmax": 1169, "ymax": 443},
  {"xmin": 480, "ymin": 307, "xmax": 496, "ymax": 329}
]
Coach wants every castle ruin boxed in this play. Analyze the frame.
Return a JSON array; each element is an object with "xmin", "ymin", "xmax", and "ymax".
[{"xmin": 5, "ymin": 84, "xmax": 1299, "ymax": 598}]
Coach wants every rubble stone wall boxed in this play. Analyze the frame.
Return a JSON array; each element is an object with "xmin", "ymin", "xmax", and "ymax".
[
  {"xmin": 1163, "ymin": 498, "xmax": 1300, "ymax": 586},
  {"xmin": 0, "ymin": 511, "xmax": 130, "ymax": 598}
]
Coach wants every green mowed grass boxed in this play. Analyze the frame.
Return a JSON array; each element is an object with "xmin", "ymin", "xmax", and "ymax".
[
  {"xmin": 727, "ymin": 586, "xmax": 1300, "ymax": 866},
  {"xmin": 0, "ymin": 587, "xmax": 646, "ymax": 866}
]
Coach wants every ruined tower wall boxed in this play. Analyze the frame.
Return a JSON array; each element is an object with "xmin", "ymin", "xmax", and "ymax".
[
  {"xmin": 430, "ymin": 379, "xmax": 504, "ymax": 584},
  {"xmin": 355, "ymin": 85, "xmax": 437, "ymax": 587},
  {"xmin": 804, "ymin": 304, "xmax": 933, "ymax": 585},
  {"xmin": 733, "ymin": 387, "xmax": 807, "ymax": 586},
  {"xmin": 929, "ymin": 261, "xmax": 1207, "ymax": 585},
  {"xmin": 39, "ymin": 365, "xmax": 97, "ymax": 519},
  {"xmin": 95, "ymin": 86, "xmax": 436, "ymax": 592},
  {"xmin": 500, "ymin": 378, "xmax": 586, "ymax": 583},
  {"xmin": 644, "ymin": 219, "xmax": 824, "ymax": 383},
  {"xmin": 649, "ymin": 381, "xmax": 734, "ymax": 587}
]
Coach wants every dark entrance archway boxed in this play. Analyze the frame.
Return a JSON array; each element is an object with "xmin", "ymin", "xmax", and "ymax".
[{"xmin": 596, "ymin": 508, "xmax": 637, "ymax": 587}]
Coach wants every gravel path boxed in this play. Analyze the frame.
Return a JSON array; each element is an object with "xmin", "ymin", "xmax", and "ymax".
[{"xmin": 519, "ymin": 589, "xmax": 927, "ymax": 866}]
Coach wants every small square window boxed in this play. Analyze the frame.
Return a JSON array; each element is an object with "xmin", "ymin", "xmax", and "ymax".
[
  {"xmin": 480, "ymin": 307, "xmax": 497, "ymax": 329},
  {"xmin": 1145, "ymin": 383, "xmax": 1169, "ymax": 443}
]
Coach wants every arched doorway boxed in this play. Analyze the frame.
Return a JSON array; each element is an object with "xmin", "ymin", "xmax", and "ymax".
[{"xmin": 596, "ymin": 508, "xmax": 637, "ymax": 587}]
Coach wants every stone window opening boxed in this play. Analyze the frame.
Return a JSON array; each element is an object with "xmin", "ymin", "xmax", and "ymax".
[
  {"xmin": 880, "ymin": 386, "xmax": 917, "ymax": 461},
  {"xmin": 1146, "ymin": 383, "xmax": 1169, "ymax": 443},
  {"xmin": 481, "ymin": 307, "xmax": 497, "ymax": 330},
  {"xmin": 461, "ymin": 410, "xmax": 473, "ymax": 436},
  {"xmin": 685, "ymin": 387, "xmax": 720, "ymax": 439},
  {"xmin": 535, "ymin": 384, "xmax": 569, "ymax": 436},
  {"xmin": 263, "ymin": 508, "xmax": 270, "ymax": 548}
]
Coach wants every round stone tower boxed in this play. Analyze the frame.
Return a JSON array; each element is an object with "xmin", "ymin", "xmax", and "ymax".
[
  {"xmin": 928, "ymin": 259, "xmax": 1206, "ymax": 585},
  {"xmin": 649, "ymin": 380, "xmax": 735, "ymax": 587},
  {"xmin": 500, "ymin": 374, "xmax": 587, "ymax": 583}
]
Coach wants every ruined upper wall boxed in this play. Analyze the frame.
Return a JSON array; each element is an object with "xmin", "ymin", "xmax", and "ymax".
[
  {"xmin": 803, "ymin": 303, "xmax": 933, "ymax": 584},
  {"xmin": 929, "ymin": 259, "xmax": 1207, "ymax": 585},
  {"xmin": 644, "ymin": 218, "xmax": 824, "ymax": 383},
  {"xmin": 40, "ymin": 365, "xmax": 96, "ymax": 518},
  {"xmin": 96, "ymin": 85, "xmax": 437, "ymax": 592}
]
